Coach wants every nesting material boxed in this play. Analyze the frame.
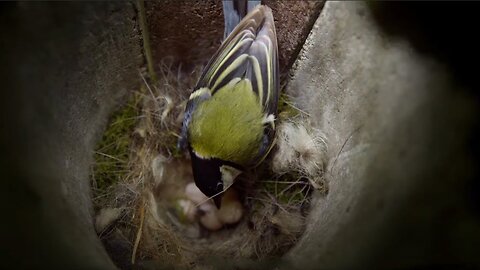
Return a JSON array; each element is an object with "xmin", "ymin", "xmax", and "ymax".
[
  {"xmin": 272, "ymin": 120, "xmax": 327, "ymax": 189},
  {"xmin": 95, "ymin": 207, "xmax": 123, "ymax": 233},
  {"xmin": 91, "ymin": 62, "xmax": 328, "ymax": 269},
  {"xmin": 269, "ymin": 207, "xmax": 305, "ymax": 237},
  {"xmin": 151, "ymin": 154, "xmax": 167, "ymax": 185}
]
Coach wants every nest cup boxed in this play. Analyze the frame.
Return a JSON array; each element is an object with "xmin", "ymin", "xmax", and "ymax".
[{"xmin": 92, "ymin": 59, "xmax": 328, "ymax": 268}]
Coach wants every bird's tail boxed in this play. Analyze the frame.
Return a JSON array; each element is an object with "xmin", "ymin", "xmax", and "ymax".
[{"xmin": 222, "ymin": 0, "xmax": 261, "ymax": 39}]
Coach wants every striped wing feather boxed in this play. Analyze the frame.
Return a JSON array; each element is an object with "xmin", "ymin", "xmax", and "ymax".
[{"xmin": 195, "ymin": 5, "xmax": 279, "ymax": 115}]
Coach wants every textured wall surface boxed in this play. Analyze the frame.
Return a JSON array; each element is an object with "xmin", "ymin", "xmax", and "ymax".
[
  {"xmin": 145, "ymin": 0, "xmax": 323, "ymax": 72},
  {"xmin": 285, "ymin": 2, "xmax": 479, "ymax": 268},
  {"xmin": 1, "ymin": 2, "xmax": 142, "ymax": 269}
]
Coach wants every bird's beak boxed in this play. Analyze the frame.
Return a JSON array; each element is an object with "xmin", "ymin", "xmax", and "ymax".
[{"xmin": 213, "ymin": 195, "xmax": 222, "ymax": 209}]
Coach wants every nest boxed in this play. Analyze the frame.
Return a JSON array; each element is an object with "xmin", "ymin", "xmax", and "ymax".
[{"xmin": 91, "ymin": 60, "xmax": 328, "ymax": 269}]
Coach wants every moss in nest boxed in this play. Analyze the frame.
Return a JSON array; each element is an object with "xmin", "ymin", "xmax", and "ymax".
[
  {"xmin": 92, "ymin": 93, "xmax": 141, "ymax": 195},
  {"xmin": 277, "ymin": 93, "xmax": 302, "ymax": 121},
  {"xmin": 257, "ymin": 173, "xmax": 310, "ymax": 207}
]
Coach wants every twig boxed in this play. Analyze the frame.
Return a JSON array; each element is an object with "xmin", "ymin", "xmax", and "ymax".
[
  {"xmin": 136, "ymin": 0, "xmax": 157, "ymax": 82},
  {"xmin": 140, "ymin": 72, "xmax": 162, "ymax": 113},
  {"xmin": 131, "ymin": 199, "xmax": 146, "ymax": 264},
  {"xmin": 94, "ymin": 151, "xmax": 126, "ymax": 163},
  {"xmin": 259, "ymin": 180, "xmax": 310, "ymax": 185}
]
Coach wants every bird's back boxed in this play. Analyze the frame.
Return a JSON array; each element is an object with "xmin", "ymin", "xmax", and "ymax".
[
  {"xmin": 180, "ymin": 4, "xmax": 279, "ymax": 167},
  {"xmin": 195, "ymin": 5, "xmax": 279, "ymax": 116}
]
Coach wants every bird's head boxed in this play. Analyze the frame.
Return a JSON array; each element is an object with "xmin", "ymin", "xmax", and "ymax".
[{"xmin": 189, "ymin": 149, "xmax": 242, "ymax": 208}]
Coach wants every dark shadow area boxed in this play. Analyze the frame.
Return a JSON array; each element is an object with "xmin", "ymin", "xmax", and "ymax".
[{"xmin": 369, "ymin": 3, "xmax": 480, "ymax": 268}]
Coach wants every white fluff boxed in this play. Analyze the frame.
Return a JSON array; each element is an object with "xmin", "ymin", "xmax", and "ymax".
[
  {"xmin": 151, "ymin": 154, "xmax": 168, "ymax": 185},
  {"xmin": 95, "ymin": 207, "xmax": 123, "ymax": 233},
  {"xmin": 272, "ymin": 121, "xmax": 327, "ymax": 188}
]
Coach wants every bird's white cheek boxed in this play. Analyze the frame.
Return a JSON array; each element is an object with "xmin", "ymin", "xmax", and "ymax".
[{"xmin": 219, "ymin": 165, "xmax": 242, "ymax": 190}]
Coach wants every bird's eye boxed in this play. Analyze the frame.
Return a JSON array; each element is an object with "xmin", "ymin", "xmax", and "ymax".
[{"xmin": 216, "ymin": 182, "xmax": 223, "ymax": 190}]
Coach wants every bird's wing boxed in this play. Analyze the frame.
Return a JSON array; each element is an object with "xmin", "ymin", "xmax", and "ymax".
[
  {"xmin": 223, "ymin": 0, "xmax": 261, "ymax": 38},
  {"xmin": 196, "ymin": 5, "xmax": 279, "ymax": 116}
]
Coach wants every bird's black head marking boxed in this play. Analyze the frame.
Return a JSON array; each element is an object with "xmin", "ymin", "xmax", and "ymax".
[
  {"xmin": 189, "ymin": 149, "xmax": 224, "ymax": 208},
  {"xmin": 189, "ymin": 148, "xmax": 243, "ymax": 208}
]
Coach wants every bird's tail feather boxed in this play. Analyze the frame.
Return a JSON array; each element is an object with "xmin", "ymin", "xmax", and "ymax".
[{"xmin": 223, "ymin": 0, "xmax": 261, "ymax": 39}]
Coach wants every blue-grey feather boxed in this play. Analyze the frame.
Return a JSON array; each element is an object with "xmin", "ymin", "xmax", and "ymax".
[{"xmin": 223, "ymin": 0, "xmax": 261, "ymax": 38}]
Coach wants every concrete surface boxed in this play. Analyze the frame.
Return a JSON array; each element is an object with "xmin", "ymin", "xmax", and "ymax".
[
  {"xmin": 1, "ymin": 2, "xmax": 142, "ymax": 269},
  {"xmin": 285, "ymin": 2, "xmax": 479, "ymax": 269}
]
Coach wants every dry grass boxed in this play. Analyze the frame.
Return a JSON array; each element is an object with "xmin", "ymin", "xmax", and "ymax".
[{"xmin": 91, "ymin": 61, "xmax": 327, "ymax": 269}]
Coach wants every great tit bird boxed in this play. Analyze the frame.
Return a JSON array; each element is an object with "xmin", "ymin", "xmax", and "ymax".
[{"xmin": 179, "ymin": 2, "xmax": 279, "ymax": 208}]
